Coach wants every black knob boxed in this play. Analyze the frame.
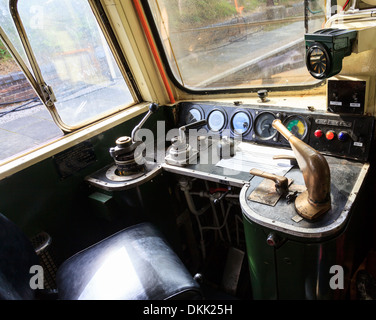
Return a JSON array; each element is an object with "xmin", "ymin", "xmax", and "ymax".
[
  {"xmin": 149, "ymin": 102, "xmax": 159, "ymax": 113},
  {"xmin": 257, "ymin": 89, "xmax": 269, "ymax": 102},
  {"xmin": 193, "ymin": 273, "xmax": 204, "ymax": 284}
]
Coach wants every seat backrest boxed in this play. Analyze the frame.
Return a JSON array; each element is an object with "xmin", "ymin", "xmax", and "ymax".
[
  {"xmin": 56, "ymin": 222, "xmax": 202, "ymax": 300},
  {"xmin": 0, "ymin": 213, "xmax": 39, "ymax": 300}
]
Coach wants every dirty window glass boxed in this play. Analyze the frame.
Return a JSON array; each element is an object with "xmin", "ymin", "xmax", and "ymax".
[
  {"xmin": 148, "ymin": 0, "xmax": 326, "ymax": 91},
  {"xmin": 0, "ymin": 1, "xmax": 33, "ymax": 74},
  {"xmin": 0, "ymin": 41, "xmax": 63, "ymax": 162},
  {"xmin": 17, "ymin": 0, "xmax": 135, "ymax": 126}
]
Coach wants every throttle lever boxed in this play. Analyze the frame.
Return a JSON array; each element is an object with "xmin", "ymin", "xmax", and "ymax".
[
  {"xmin": 250, "ymin": 168, "xmax": 289, "ymax": 195},
  {"xmin": 177, "ymin": 119, "xmax": 207, "ymax": 143},
  {"xmin": 273, "ymin": 154, "xmax": 298, "ymax": 166},
  {"xmin": 131, "ymin": 102, "xmax": 159, "ymax": 142}
]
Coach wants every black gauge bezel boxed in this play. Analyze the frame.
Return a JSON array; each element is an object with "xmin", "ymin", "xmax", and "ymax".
[
  {"xmin": 283, "ymin": 115, "xmax": 309, "ymax": 140},
  {"xmin": 207, "ymin": 108, "xmax": 227, "ymax": 133},
  {"xmin": 230, "ymin": 109, "xmax": 253, "ymax": 136},
  {"xmin": 306, "ymin": 42, "xmax": 331, "ymax": 80},
  {"xmin": 254, "ymin": 111, "xmax": 277, "ymax": 140}
]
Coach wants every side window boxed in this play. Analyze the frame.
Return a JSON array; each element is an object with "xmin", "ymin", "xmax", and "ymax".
[
  {"xmin": 0, "ymin": 37, "xmax": 63, "ymax": 162},
  {"xmin": 15, "ymin": 0, "xmax": 136, "ymax": 127}
]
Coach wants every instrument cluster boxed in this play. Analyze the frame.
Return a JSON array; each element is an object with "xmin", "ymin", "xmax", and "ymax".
[
  {"xmin": 181, "ymin": 102, "xmax": 310, "ymax": 146},
  {"xmin": 178, "ymin": 101, "xmax": 375, "ymax": 162}
]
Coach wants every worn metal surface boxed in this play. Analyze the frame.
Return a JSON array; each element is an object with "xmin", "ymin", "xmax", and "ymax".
[
  {"xmin": 241, "ymin": 156, "xmax": 369, "ymax": 238},
  {"xmin": 85, "ymin": 161, "xmax": 162, "ymax": 191},
  {"xmin": 248, "ymin": 178, "xmax": 293, "ymax": 206}
]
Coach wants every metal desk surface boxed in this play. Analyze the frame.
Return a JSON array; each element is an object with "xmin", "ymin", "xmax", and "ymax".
[
  {"xmin": 240, "ymin": 156, "xmax": 368, "ymax": 239},
  {"xmin": 162, "ymin": 142, "xmax": 369, "ymax": 239}
]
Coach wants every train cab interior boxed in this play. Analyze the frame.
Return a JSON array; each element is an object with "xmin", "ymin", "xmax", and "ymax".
[{"xmin": 1, "ymin": 0, "xmax": 376, "ymax": 301}]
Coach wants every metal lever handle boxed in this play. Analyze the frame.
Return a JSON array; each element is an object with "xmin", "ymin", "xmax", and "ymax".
[
  {"xmin": 213, "ymin": 186, "xmax": 231, "ymax": 204},
  {"xmin": 272, "ymin": 119, "xmax": 331, "ymax": 220},
  {"xmin": 131, "ymin": 102, "xmax": 159, "ymax": 142},
  {"xmin": 181, "ymin": 119, "xmax": 207, "ymax": 131},
  {"xmin": 273, "ymin": 154, "xmax": 298, "ymax": 166},
  {"xmin": 250, "ymin": 168, "xmax": 289, "ymax": 195},
  {"xmin": 178, "ymin": 119, "xmax": 207, "ymax": 143}
]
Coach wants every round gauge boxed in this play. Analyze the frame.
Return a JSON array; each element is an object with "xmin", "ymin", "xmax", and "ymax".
[
  {"xmin": 207, "ymin": 109, "xmax": 226, "ymax": 132},
  {"xmin": 254, "ymin": 112, "xmax": 277, "ymax": 140},
  {"xmin": 306, "ymin": 42, "xmax": 331, "ymax": 79},
  {"xmin": 185, "ymin": 107, "xmax": 203, "ymax": 124},
  {"xmin": 284, "ymin": 116, "xmax": 308, "ymax": 140},
  {"xmin": 231, "ymin": 111, "xmax": 252, "ymax": 135}
]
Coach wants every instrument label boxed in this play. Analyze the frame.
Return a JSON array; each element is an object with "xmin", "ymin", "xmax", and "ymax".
[{"xmin": 53, "ymin": 141, "xmax": 96, "ymax": 179}]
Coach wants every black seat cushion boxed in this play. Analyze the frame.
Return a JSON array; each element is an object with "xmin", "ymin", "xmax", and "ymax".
[
  {"xmin": 56, "ymin": 222, "xmax": 202, "ymax": 300},
  {"xmin": 0, "ymin": 213, "xmax": 39, "ymax": 300}
]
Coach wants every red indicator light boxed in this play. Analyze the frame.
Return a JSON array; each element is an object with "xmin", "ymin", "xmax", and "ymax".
[
  {"xmin": 314, "ymin": 130, "xmax": 323, "ymax": 138},
  {"xmin": 326, "ymin": 131, "xmax": 335, "ymax": 140}
]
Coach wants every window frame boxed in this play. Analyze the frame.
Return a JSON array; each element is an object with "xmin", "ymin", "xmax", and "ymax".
[
  {"xmin": 8, "ymin": 0, "xmax": 142, "ymax": 132},
  {"xmin": 142, "ymin": 1, "xmax": 326, "ymax": 96}
]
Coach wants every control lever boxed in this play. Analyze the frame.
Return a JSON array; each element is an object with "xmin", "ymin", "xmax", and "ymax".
[
  {"xmin": 213, "ymin": 186, "xmax": 231, "ymax": 204},
  {"xmin": 165, "ymin": 119, "xmax": 207, "ymax": 166},
  {"xmin": 249, "ymin": 168, "xmax": 289, "ymax": 196},
  {"xmin": 272, "ymin": 119, "xmax": 331, "ymax": 220},
  {"xmin": 272, "ymin": 154, "xmax": 298, "ymax": 167},
  {"xmin": 177, "ymin": 119, "xmax": 207, "ymax": 143},
  {"xmin": 109, "ymin": 102, "xmax": 159, "ymax": 175},
  {"xmin": 131, "ymin": 102, "xmax": 159, "ymax": 143},
  {"xmin": 110, "ymin": 102, "xmax": 159, "ymax": 159}
]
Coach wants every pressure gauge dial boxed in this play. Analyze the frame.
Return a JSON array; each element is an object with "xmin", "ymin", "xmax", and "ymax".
[
  {"xmin": 207, "ymin": 109, "xmax": 226, "ymax": 132},
  {"xmin": 283, "ymin": 115, "xmax": 308, "ymax": 140},
  {"xmin": 231, "ymin": 111, "xmax": 252, "ymax": 135},
  {"xmin": 185, "ymin": 107, "xmax": 203, "ymax": 124},
  {"xmin": 254, "ymin": 112, "xmax": 277, "ymax": 140},
  {"xmin": 306, "ymin": 42, "xmax": 331, "ymax": 79}
]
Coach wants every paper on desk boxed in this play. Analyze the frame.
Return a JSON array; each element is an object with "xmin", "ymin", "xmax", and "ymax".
[{"xmin": 215, "ymin": 143, "xmax": 295, "ymax": 176}]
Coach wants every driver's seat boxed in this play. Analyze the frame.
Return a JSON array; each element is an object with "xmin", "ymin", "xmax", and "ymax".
[{"xmin": 0, "ymin": 213, "xmax": 202, "ymax": 300}]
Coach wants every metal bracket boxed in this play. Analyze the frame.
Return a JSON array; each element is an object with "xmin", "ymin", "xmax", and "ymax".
[{"xmin": 42, "ymin": 84, "xmax": 57, "ymax": 107}]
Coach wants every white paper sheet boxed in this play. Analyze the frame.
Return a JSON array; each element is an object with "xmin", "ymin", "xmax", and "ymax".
[{"xmin": 216, "ymin": 143, "xmax": 295, "ymax": 176}]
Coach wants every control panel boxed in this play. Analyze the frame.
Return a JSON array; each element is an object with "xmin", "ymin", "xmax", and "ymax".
[
  {"xmin": 178, "ymin": 101, "xmax": 375, "ymax": 162},
  {"xmin": 327, "ymin": 77, "xmax": 368, "ymax": 114}
]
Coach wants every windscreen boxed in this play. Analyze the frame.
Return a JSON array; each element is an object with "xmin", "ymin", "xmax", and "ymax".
[{"xmin": 147, "ymin": 0, "xmax": 326, "ymax": 91}]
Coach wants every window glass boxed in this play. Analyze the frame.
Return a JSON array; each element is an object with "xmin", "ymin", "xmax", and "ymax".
[
  {"xmin": 0, "ymin": 1, "xmax": 32, "ymax": 72},
  {"xmin": 17, "ymin": 0, "xmax": 135, "ymax": 126},
  {"xmin": 148, "ymin": 0, "xmax": 326, "ymax": 91},
  {"xmin": 0, "ymin": 40, "xmax": 63, "ymax": 162}
]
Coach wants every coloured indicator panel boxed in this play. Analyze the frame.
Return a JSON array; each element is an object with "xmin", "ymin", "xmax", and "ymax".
[
  {"xmin": 254, "ymin": 112, "xmax": 277, "ymax": 139},
  {"xmin": 208, "ymin": 110, "xmax": 226, "ymax": 132},
  {"xmin": 231, "ymin": 111, "xmax": 251, "ymax": 135},
  {"xmin": 185, "ymin": 107, "xmax": 203, "ymax": 124},
  {"xmin": 284, "ymin": 116, "xmax": 308, "ymax": 140}
]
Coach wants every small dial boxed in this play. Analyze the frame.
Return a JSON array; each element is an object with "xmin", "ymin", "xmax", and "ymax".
[
  {"xmin": 231, "ymin": 111, "xmax": 252, "ymax": 135},
  {"xmin": 254, "ymin": 112, "xmax": 277, "ymax": 140},
  {"xmin": 284, "ymin": 116, "xmax": 308, "ymax": 140},
  {"xmin": 185, "ymin": 107, "xmax": 203, "ymax": 124},
  {"xmin": 207, "ymin": 109, "xmax": 226, "ymax": 132}
]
